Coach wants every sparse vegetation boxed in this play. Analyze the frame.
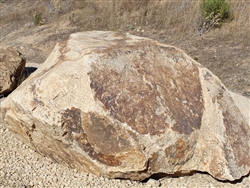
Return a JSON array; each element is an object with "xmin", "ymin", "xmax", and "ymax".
[
  {"xmin": 201, "ymin": 0, "xmax": 231, "ymax": 21},
  {"xmin": 198, "ymin": 0, "xmax": 232, "ymax": 34},
  {"xmin": 33, "ymin": 12, "xmax": 45, "ymax": 26}
]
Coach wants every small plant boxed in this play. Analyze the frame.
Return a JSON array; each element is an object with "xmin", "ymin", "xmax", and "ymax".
[
  {"xmin": 201, "ymin": 0, "xmax": 231, "ymax": 21},
  {"xmin": 69, "ymin": 13, "xmax": 77, "ymax": 26},
  {"xmin": 197, "ymin": 0, "xmax": 232, "ymax": 35},
  {"xmin": 33, "ymin": 12, "xmax": 45, "ymax": 26}
]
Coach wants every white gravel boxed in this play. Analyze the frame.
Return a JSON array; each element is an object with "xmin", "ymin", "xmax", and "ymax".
[{"xmin": 0, "ymin": 98, "xmax": 249, "ymax": 188}]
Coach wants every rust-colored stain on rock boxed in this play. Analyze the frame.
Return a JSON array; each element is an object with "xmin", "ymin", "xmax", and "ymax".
[
  {"xmin": 90, "ymin": 44, "xmax": 203, "ymax": 135},
  {"xmin": 61, "ymin": 107, "xmax": 136, "ymax": 166},
  {"xmin": 165, "ymin": 137, "xmax": 196, "ymax": 166}
]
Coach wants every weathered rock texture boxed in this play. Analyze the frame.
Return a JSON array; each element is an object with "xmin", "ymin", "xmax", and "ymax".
[
  {"xmin": 1, "ymin": 31, "xmax": 249, "ymax": 181},
  {"xmin": 0, "ymin": 47, "xmax": 26, "ymax": 95}
]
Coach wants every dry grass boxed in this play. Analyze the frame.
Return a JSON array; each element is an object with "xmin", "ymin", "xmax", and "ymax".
[
  {"xmin": 229, "ymin": 1, "xmax": 250, "ymax": 36},
  {"xmin": 0, "ymin": 0, "xmax": 46, "ymax": 25},
  {"xmin": 56, "ymin": 0, "xmax": 249, "ymax": 43},
  {"xmin": 66, "ymin": 0, "xmax": 202, "ymax": 34},
  {"xmin": 1, "ymin": 0, "xmax": 249, "ymax": 38}
]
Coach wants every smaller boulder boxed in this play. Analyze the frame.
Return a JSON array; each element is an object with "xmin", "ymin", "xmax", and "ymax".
[{"xmin": 0, "ymin": 47, "xmax": 26, "ymax": 96}]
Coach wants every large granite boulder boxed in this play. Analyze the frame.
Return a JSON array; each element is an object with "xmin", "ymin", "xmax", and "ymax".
[
  {"xmin": 0, "ymin": 47, "xmax": 26, "ymax": 96},
  {"xmin": 1, "ymin": 31, "xmax": 249, "ymax": 181}
]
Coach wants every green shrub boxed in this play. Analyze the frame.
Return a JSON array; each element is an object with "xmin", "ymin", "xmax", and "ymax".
[
  {"xmin": 201, "ymin": 0, "xmax": 231, "ymax": 21},
  {"xmin": 197, "ymin": 0, "xmax": 232, "ymax": 35}
]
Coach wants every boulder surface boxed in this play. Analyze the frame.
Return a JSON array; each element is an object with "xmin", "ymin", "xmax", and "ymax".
[
  {"xmin": 1, "ymin": 31, "xmax": 249, "ymax": 181},
  {"xmin": 0, "ymin": 47, "xmax": 26, "ymax": 96}
]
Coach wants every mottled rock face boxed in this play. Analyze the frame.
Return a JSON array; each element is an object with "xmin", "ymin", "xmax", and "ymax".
[
  {"xmin": 0, "ymin": 47, "xmax": 26, "ymax": 95},
  {"xmin": 89, "ymin": 45, "xmax": 203, "ymax": 136},
  {"xmin": 1, "ymin": 31, "xmax": 249, "ymax": 181}
]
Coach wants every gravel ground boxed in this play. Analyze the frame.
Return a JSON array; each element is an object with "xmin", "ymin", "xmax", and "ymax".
[{"xmin": 1, "ymin": 97, "xmax": 250, "ymax": 188}]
